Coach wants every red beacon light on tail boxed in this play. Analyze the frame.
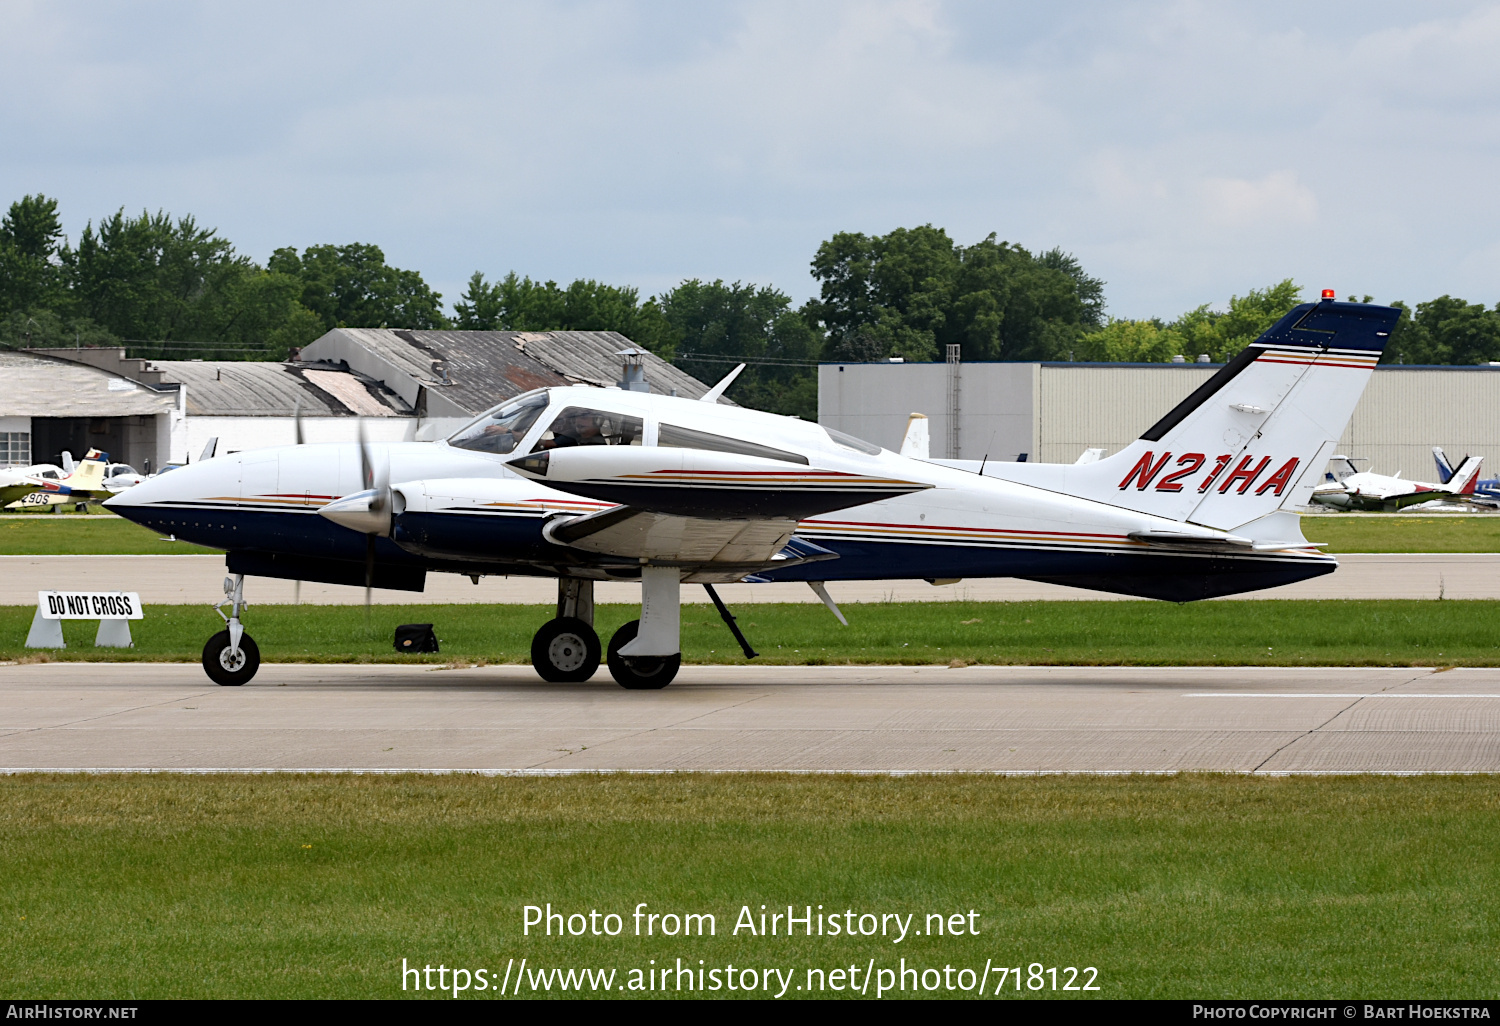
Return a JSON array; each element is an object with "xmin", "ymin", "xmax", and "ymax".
[{"xmin": 1321, "ymin": 289, "xmax": 1336, "ymax": 300}]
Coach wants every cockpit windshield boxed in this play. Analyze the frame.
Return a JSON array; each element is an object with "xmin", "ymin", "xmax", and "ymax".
[{"xmin": 447, "ymin": 392, "xmax": 550, "ymax": 454}]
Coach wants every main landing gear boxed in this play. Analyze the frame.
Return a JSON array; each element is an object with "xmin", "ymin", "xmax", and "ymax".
[
  {"xmin": 203, "ymin": 573, "xmax": 260, "ymax": 686},
  {"xmin": 527, "ymin": 570, "xmax": 686, "ymax": 689},
  {"xmin": 606, "ymin": 566, "xmax": 685, "ymax": 690},
  {"xmin": 530, "ymin": 578, "xmax": 602, "ymax": 683},
  {"xmin": 528, "ymin": 569, "xmax": 765, "ymax": 690}
]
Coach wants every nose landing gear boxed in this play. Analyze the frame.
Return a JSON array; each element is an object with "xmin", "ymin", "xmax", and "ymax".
[{"xmin": 203, "ymin": 573, "xmax": 260, "ymax": 685}]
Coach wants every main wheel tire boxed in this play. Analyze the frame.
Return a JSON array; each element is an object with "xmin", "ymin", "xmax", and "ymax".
[
  {"xmin": 606, "ymin": 620, "xmax": 680, "ymax": 690},
  {"xmin": 531, "ymin": 617, "xmax": 601, "ymax": 683},
  {"xmin": 202, "ymin": 630, "xmax": 261, "ymax": 686}
]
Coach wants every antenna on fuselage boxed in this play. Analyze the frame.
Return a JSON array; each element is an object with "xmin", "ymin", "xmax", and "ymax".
[{"xmin": 701, "ymin": 363, "xmax": 745, "ymax": 403}]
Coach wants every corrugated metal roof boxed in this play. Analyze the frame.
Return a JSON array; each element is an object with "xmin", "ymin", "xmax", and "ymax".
[
  {"xmin": 150, "ymin": 360, "xmax": 410, "ymax": 417},
  {"xmin": 305, "ymin": 329, "xmax": 717, "ymax": 415},
  {"xmin": 511, "ymin": 331, "xmax": 717, "ymax": 399},
  {"xmin": 391, "ymin": 330, "xmax": 571, "ymax": 413},
  {"xmin": 0, "ymin": 351, "xmax": 179, "ymax": 418}
]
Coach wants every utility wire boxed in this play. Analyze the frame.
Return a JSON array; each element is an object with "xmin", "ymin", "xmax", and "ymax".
[{"xmin": 675, "ymin": 351, "xmax": 819, "ymax": 368}]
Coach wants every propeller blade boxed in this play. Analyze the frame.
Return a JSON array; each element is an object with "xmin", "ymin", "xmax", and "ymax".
[
  {"xmin": 358, "ymin": 418, "xmax": 373, "ymax": 491},
  {"xmin": 293, "ymin": 400, "xmax": 305, "ymax": 445},
  {"xmin": 364, "ymin": 534, "xmax": 375, "ymax": 623}
]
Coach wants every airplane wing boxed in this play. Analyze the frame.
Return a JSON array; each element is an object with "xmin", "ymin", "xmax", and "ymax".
[
  {"xmin": 544, "ymin": 505, "xmax": 832, "ymax": 581},
  {"xmin": 508, "ymin": 446, "xmax": 930, "ymax": 520}
]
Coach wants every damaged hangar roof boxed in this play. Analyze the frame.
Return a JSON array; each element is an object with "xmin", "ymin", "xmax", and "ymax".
[
  {"xmin": 149, "ymin": 360, "xmax": 410, "ymax": 417},
  {"xmin": 0, "ymin": 350, "xmax": 179, "ymax": 418},
  {"xmin": 302, "ymin": 328, "xmax": 716, "ymax": 416}
]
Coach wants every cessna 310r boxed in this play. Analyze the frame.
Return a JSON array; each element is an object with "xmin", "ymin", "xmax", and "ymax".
[{"xmin": 105, "ymin": 295, "xmax": 1400, "ymax": 689}]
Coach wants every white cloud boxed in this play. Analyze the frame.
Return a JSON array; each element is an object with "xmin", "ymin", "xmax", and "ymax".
[
  {"xmin": 1198, "ymin": 171, "xmax": 1317, "ymax": 230},
  {"xmin": 0, "ymin": 0, "xmax": 1496, "ymax": 317}
]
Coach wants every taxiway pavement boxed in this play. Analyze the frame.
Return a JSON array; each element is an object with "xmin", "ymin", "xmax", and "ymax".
[
  {"xmin": 2, "ymin": 662, "xmax": 1496, "ymax": 773},
  {"xmin": 3, "ymin": 552, "xmax": 1499, "ymax": 605}
]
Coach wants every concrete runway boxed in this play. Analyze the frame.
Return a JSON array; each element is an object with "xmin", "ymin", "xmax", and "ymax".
[
  {"xmin": 4, "ymin": 552, "xmax": 1500, "ymax": 604},
  {"xmin": 2, "ymin": 661, "xmax": 1497, "ymax": 774}
]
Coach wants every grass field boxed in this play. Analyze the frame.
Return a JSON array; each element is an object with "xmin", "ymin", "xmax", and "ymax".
[
  {"xmin": 1299, "ymin": 514, "xmax": 1500, "ymax": 552},
  {"xmin": 0, "ymin": 515, "xmax": 220, "ymax": 555},
  {"xmin": 3, "ymin": 773, "xmax": 1498, "ymax": 999},
  {"xmin": 5, "ymin": 512, "xmax": 1500, "ymax": 554},
  {"xmin": 3, "ymin": 598, "xmax": 1497, "ymax": 666}
]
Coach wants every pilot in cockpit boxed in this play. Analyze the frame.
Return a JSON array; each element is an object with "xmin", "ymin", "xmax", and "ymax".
[{"xmin": 540, "ymin": 409, "xmax": 605, "ymax": 449}]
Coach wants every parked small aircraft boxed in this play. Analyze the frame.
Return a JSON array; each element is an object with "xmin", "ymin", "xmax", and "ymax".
[
  {"xmin": 1310, "ymin": 453, "xmax": 1485, "ymax": 511},
  {"xmin": 0, "ymin": 463, "xmax": 65, "ymax": 506},
  {"xmin": 106, "ymin": 296, "xmax": 1400, "ymax": 688},
  {"xmin": 1433, "ymin": 447, "xmax": 1500, "ymax": 505},
  {"xmin": 2, "ymin": 450, "xmax": 112, "ymax": 511}
]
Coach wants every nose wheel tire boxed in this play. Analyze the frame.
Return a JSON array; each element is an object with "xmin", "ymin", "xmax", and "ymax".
[
  {"xmin": 606, "ymin": 620, "xmax": 680, "ymax": 690},
  {"xmin": 202, "ymin": 630, "xmax": 261, "ymax": 686},
  {"xmin": 531, "ymin": 617, "xmax": 602, "ymax": 682}
]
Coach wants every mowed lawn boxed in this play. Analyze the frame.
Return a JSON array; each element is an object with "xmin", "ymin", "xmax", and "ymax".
[
  {"xmin": 0, "ymin": 515, "xmax": 220, "ymax": 555},
  {"xmin": 3, "ymin": 773, "xmax": 1498, "ymax": 999},
  {"xmin": 1300, "ymin": 514, "xmax": 1500, "ymax": 552},
  {"xmin": 5, "ymin": 512, "xmax": 1500, "ymax": 555},
  {"xmin": 2, "ymin": 598, "xmax": 1497, "ymax": 666}
]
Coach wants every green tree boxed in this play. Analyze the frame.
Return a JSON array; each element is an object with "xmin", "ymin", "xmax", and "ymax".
[
  {"xmin": 658, "ymin": 279, "xmax": 823, "ymax": 418},
  {"xmin": 1383, "ymin": 296, "xmax": 1500, "ymax": 365},
  {"xmin": 808, "ymin": 225, "xmax": 1103, "ymax": 363},
  {"xmin": 1078, "ymin": 280, "xmax": 1304, "ymax": 364},
  {"xmin": 452, "ymin": 271, "xmax": 671, "ymax": 351},
  {"xmin": 0, "ymin": 194, "xmax": 66, "ymax": 317},
  {"xmin": 270, "ymin": 244, "xmax": 449, "ymax": 331},
  {"xmin": 63, "ymin": 208, "xmax": 250, "ymax": 345},
  {"xmin": 1075, "ymin": 319, "xmax": 1185, "ymax": 362},
  {"xmin": 1170, "ymin": 279, "xmax": 1303, "ymax": 362},
  {"xmin": 0, "ymin": 308, "xmax": 117, "ymax": 349}
]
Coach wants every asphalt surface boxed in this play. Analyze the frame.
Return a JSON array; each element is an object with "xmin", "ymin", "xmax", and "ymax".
[
  {"xmin": 2, "ymin": 662, "xmax": 1496, "ymax": 773},
  {"xmin": 3, "ymin": 553, "xmax": 1499, "ymax": 605}
]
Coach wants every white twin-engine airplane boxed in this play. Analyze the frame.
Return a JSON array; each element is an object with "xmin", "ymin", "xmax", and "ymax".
[{"xmin": 105, "ymin": 296, "xmax": 1400, "ymax": 689}]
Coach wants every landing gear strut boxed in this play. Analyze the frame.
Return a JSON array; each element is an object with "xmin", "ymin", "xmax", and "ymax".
[
  {"xmin": 607, "ymin": 566, "xmax": 682, "ymax": 690},
  {"xmin": 203, "ymin": 573, "xmax": 260, "ymax": 685},
  {"xmin": 530, "ymin": 578, "xmax": 601, "ymax": 682}
]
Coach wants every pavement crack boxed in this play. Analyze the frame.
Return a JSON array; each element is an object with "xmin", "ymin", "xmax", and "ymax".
[
  {"xmin": 0, "ymin": 690, "xmax": 218, "ymax": 742},
  {"xmin": 524, "ymin": 691, "xmax": 777, "ymax": 769},
  {"xmin": 1251, "ymin": 669, "xmax": 1435, "ymax": 772}
]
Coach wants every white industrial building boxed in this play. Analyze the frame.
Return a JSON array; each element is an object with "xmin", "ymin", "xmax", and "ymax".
[{"xmin": 819, "ymin": 359, "xmax": 1500, "ymax": 477}]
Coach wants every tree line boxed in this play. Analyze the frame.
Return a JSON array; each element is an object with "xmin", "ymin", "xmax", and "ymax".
[{"xmin": 3, "ymin": 193, "xmax": 1496, "ymax": 420}]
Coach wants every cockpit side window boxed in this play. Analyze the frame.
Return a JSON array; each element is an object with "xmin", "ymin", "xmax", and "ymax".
[
  {"xmin": 824, "ymin": 427, "xmax": 881, "ymax": 456},
  {"xmin": 448, "ymin": 393, "xmax": 550, "ymax": 454},
  {"xmin": 657, "ymin": 423, "xmax": 810, "ymax": 465},
  {"xmin": 532, "ymin": 407, "xmax": 644, "ymax": 451}
]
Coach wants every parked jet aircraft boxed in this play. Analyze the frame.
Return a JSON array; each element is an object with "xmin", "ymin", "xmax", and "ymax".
[
  {"xmin": 106, "ymin": 296, "xmax": 1400, "ymax": 688},
  {"xmin": 1310, "ymin": 453, "xmax": 1485, "ymax": 511},
  {"xmin": 1433, "ymin": 447, "xmax": 1500, "ymax": 505}
]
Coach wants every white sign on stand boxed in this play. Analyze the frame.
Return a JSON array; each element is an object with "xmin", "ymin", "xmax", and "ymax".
[{"xmin": 28, "ymin": 591, "xmax": 144, "ymax": 649}]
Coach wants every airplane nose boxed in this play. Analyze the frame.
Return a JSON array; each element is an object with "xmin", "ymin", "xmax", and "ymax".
[{"xmin": 318, "ymin": 489, "xmax": 391, "ymax": 535}]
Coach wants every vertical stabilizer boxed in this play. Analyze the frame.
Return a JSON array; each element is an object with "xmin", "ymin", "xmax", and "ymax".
[
  {"xmin": 1042, "ymin": 298, "xmax": 1400, "ymax": 532},
  {"xmin": 1433, "ymin": 446, "xmax": 1456, "ymax": 483},
  {"xmin": 1447, "ymin": 455, "xmax": 1483, "ymax": 496},
  {"xmin": 899, "ymin": 414, "xmax": 930, "ymax": 459}
]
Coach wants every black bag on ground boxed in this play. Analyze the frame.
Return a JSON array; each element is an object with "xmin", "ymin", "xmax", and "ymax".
[{"xmin": 394, "ymin": 623, "xmax": 439, "ymax": 654}]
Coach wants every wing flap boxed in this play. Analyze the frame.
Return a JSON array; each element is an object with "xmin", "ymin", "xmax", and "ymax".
[{"xmin": 547, "ymin": 506, "xmax": 799, "ymax": 565}]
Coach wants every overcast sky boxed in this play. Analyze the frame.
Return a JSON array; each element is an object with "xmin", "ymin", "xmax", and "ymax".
[{"xmin": 2, "ymin": 0, "xmax": 1497, "ymax": 319}]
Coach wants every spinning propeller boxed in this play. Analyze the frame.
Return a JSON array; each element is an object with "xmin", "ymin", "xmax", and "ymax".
[
  {"xmin": 357, "ymin": 419, "xmax": 392, "ymax": 612},
  {"xmin": 315, "ymin": 419, "xmax": 394, "ymax": 615}
]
